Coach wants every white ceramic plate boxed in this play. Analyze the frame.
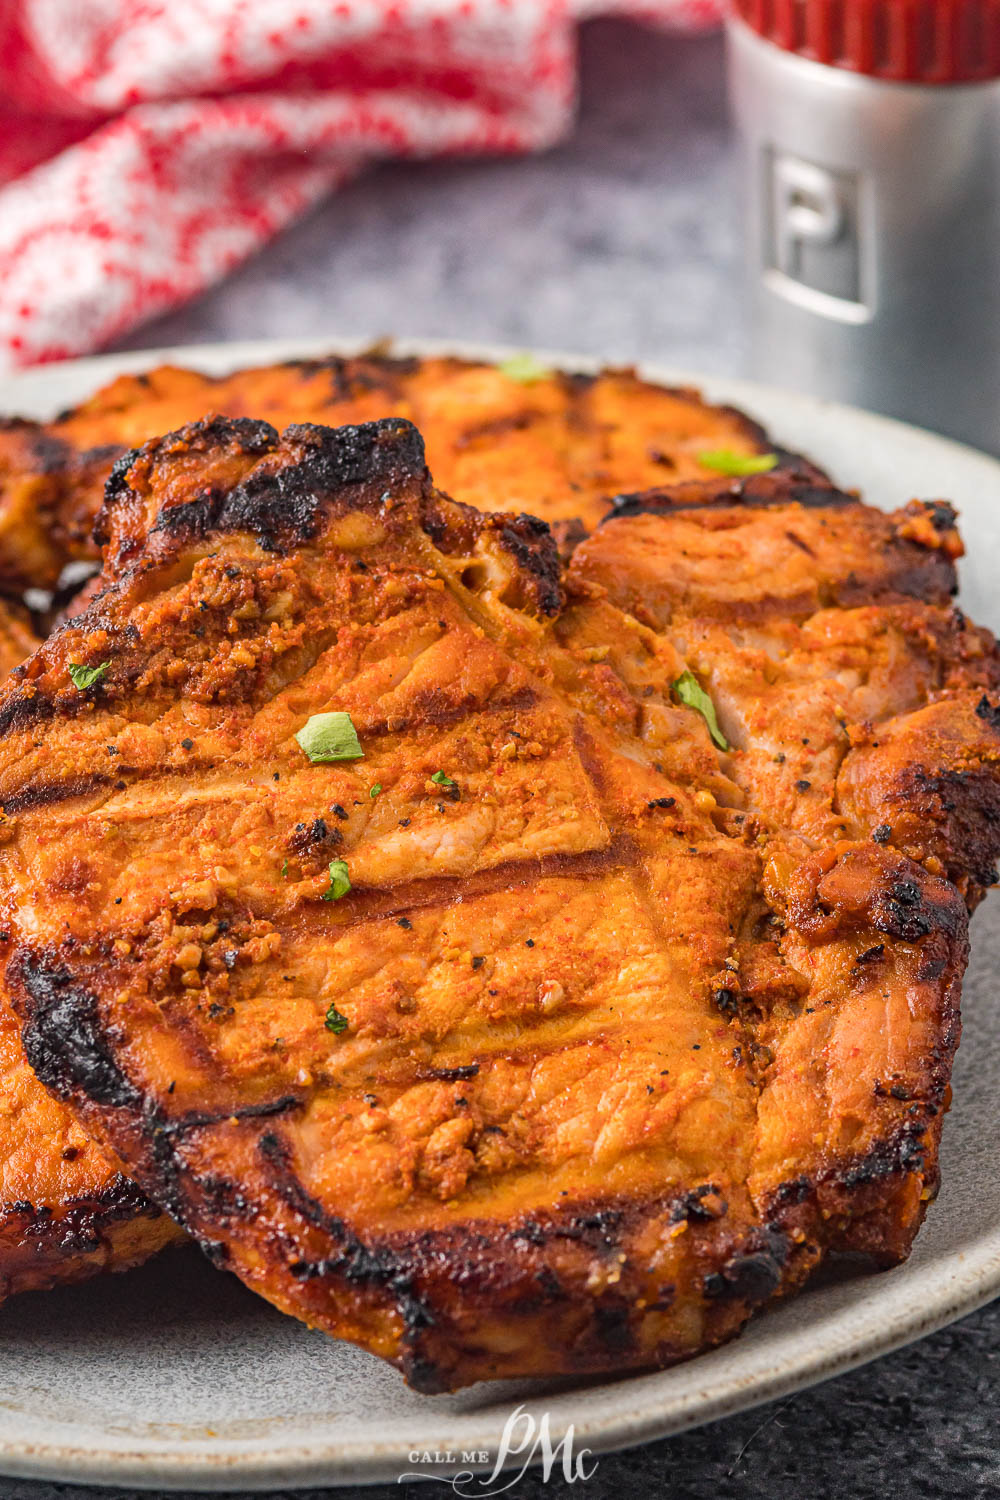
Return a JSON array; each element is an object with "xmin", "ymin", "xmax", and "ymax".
[{"xmin": 1, "ymin": 338, "xmax": 999, "ymax": 1493}]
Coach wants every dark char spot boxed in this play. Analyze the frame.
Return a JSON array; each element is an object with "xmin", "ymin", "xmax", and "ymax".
[
  {"xmin": 150, "ymin": 419, "xmax": 427, "ymax": 554},
  {"xmin": 13, "ymin": 955, "xmax": 138, "ymax": 1109},
  {"xmin": 976, "ymin": 695, "xmax": 1000, "ymax": 733},
  {"xmin": 703, "ymin": 1229, "xmax": 787, "ymax": 1304}
]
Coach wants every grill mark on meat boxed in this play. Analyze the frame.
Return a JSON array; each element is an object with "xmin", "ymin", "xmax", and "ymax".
[
  {"xmin": 758, "ymin": 1106, "xmax": 956, "ymax": 1265},
  {"xmin": 0, "ymin": 607, "xmax": 186, "ymax": 1304},
  {"xmin": 155, "ymin": 1096, "xmax": 304, "ymax": 1135},
  {"xmin": 254, "ymin": 1130, "xmax": 443, "ymax": 1372},
  {"xmin": 77, "ymin": 837, "xmax": 638, "ymax": 950},
  {"xmin": 317, "ymin": 840, "xmax": 625, "ymax": 926},
  {"xmin": 13, "ymin": 954, "xmax": 140, "ymax": 1109},
  {"xmin": 1, "ymin": 772, "xmax": 112, "ymax": 815},
  {"xmin": 9, "ymin": 914, "xmax": 949, "ymax": 1385},
  {"xmin": 0, "ymin": 1173, "xmax": 163, "ymax": 1246},
  {"xmin": 607, "ymin": 473, "xmax": 846, "ymax": 520},
  {"xmin": 252, "ymin": 1142, "xmax": 798, "ymax": 1385},
  {"xmin": 0, "ymin": 676, "xmax": 539, "ymax": 813},
  {"xmin": 0, "ymin": 1172, "xmax": 174, "ymax": 1295},
  {"xmin": 359, "ymin": 685, "xmax": 540, "ymax": 739},
  {"xmin": 100, "ymin": 444, "xmax": 146, "ymax": 527},
  {"xmin": 137, "ymin": 418, "xmax": 428, "ymax": 555},
  {"xmin": 285, "ymin": 353, "xmax": 421, "ymax": 402},
  {"xmin": 0, "ymin": 687, "xmax": 59, "ymax": 738},
  {"xmin": 453, "ymin": 410, "xmax": 543, "ymax": 447}
]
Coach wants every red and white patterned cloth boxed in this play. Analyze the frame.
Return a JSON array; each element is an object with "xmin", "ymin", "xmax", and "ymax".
[{"xmin": 0, "ymin": 0, "xmax": 721, "ymax": 371}]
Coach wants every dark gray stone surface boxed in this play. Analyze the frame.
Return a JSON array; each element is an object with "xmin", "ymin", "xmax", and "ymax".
[{"xmin": 4, "ymin": 16, "xmax": 995, "ymax": 1500}]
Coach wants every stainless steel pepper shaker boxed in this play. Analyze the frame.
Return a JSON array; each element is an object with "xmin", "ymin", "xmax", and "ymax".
[{"xmin": 727, "ymin": 0, "xmax": 1000, "ymax": 451}]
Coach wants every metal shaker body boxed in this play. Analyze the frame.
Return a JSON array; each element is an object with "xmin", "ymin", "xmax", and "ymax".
[{"xmin": 727, "ymin": 17, "xmax": 1000, "ymax": 452}]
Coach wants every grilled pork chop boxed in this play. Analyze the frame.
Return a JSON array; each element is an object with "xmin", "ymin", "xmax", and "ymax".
[
  {"xmin": 0, "ymin": 353, "xmax": 810, "ymax": 590},
  {"xmin": 580, "ymin": 472, "xmax": 1000, "ymax": 901},
  {"xmin": 0, "ymin": 417, "xmax": 994, "ymax": 1389},
  {"xmin": 0, "ymin": 600, "xmax": 182, "ymax": 1303},
  {"xmin": 568, "ymin": 473, "xmax": 1000, "ymax": 1264}
]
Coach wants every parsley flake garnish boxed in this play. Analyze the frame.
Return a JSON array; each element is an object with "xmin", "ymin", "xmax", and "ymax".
[
  {"xmin": 696, "ymin": 449, "xmax": 778, "ymax": 477},
  {"xmin": 68, "ymin": 661, "xmax": 110, "ymax": 691},
  {"xmin": 322, "ymin": 859, "xmax": 351, "ymax": 902},
  {"xmin": 295, "ymin": 712, "xmax": 364, "ymax": 764},
  {"xmin": 325, "ymin": 1003, "xmax": 349, "ymax": 1035},
  {"xmin": 370, "ymin": 783, "xmax": 382, "ymax": 799},
  {"xmin": 672, "ymin": 670, "xmax": 730, "ymax": 750},
  {"xmin": 281, "ymin": 859, "xmax": 289, "ymax": 879},
  {"xmin": 497, "ymin": 352, "xmax": 552, "ymax": 385},
  {"xmin": 431, "ymin": 769, "xmax": 458, "ymax": 793}
]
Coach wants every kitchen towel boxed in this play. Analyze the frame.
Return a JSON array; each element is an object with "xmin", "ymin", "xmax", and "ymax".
[{"xmin": 0, "ymin": 0, "xmax": 722, "ymax": 370}]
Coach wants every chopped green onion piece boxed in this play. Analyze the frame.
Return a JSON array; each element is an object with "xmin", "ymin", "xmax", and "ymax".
[
  {"xmin": 295, "ymin": 711, "xmax": 364, "ymax": 763},
  {"xmin": 281, "ymin": 859, "xmax": 289, "ymax": 879},
  {"xmin": 696, "ymin": 449, "xmax": 778, "ymax": 477},
  {"xmin": 325, "ymin": 1003, "xmax": 349, "ymax": 1035},
  {"xmin": 322, "ymin": 859, "xmax": 351, "ymax": 902},
  {"xmin": 370, "ymin": 783, "xmax": 382, "ymax": 799},
  {"xmin": 672, "ymin": 670, "xmax": 730, "ymax": 751},
  {"xmin": 68, "ymin": 661, "xmax": 110, "ymax": 690},
  {"xmin": 497, "ymin": 352, "xmax": 552, "ymax": 385},
  {"xmin": 431, "ymin": 769, "xmax": 458, "ymax": 792}
]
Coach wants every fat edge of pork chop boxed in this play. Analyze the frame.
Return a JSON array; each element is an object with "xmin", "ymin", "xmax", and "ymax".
[
  {"xmin": 0, "ymin": 352, "xmax": 825, "ymax": 590},
  {"xmin": 0, "ymin": 415, "xmax": 981, "ymax": 1390}
]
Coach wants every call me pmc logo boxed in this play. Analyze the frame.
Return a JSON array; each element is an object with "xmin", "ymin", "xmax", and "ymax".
[{"xmin": 400, "ymin": 1405, "xmax": 598, "ymax": 1494}]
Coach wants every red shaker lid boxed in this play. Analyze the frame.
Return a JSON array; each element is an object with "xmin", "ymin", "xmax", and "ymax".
[{"xmin": 731, "ymin": 0, "xmax": 1000, "ymax": 81}]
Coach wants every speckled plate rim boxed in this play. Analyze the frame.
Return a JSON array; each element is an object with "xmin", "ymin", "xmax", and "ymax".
[{"xmin": 0, "ymin": 335, "xmax": 998, "ymax": 1492}]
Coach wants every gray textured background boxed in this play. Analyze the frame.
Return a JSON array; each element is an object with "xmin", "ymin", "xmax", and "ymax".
[{"xmin": 4, "ymin": 17, "xmax": 997, "ymax": 1500}]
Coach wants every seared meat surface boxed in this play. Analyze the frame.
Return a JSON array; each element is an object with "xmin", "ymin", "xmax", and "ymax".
[
  {"xmin": 0, "ymin": 416, "xmax": 993, "ymax": 1388},
  {"xmin": 0, "ymin": 353, "xmax": 807, "ymax": 589},
  {"xmin": 577, "ymin": 474, "xmax": 1000, "ymax": 897},
  {"xmin": 0, "ymin": 605, "xmax": 178, "ymax": 1304},
  {"xmin": 0, "ymin": 600, "xmax": 182, "ymax": 1303},
  {"xmin": 569, "ymin": 474, "xmax": 1000, "ymax": 1265},
  {"xmin": 0, "ymin": 998, "xmax": 183, "ymax": 1302}
]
